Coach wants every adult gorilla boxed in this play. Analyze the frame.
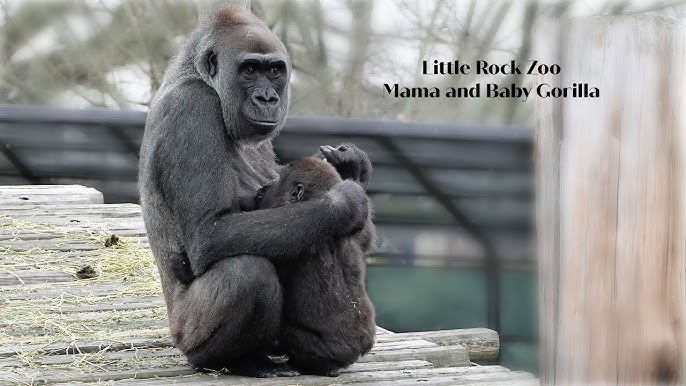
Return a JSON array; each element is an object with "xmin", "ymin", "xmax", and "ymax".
[{"xmin": 138, "ymin": 8, "xmax": 369, "ymax": 377}]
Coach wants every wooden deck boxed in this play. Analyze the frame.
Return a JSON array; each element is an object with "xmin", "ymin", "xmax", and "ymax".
[{"xmin": 0, "ymin": 185, "xmax": 537, "ymax": 385}]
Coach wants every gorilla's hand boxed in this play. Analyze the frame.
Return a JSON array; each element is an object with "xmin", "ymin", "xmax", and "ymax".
[
  {"xmin": 318, "ymin": 143, "xmax": 372, "ymax": 188},
  {"xmin": 170, "ymin": 252, "xmax": 195, "ymax": 285},
  {"xmin": 329, "ymin": 180, "xmax": 369, "ymax": 235}
]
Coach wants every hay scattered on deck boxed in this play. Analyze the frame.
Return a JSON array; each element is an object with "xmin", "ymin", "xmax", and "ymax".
[{"xmin": 0, "ymin": 215, "xmax": 170, "ymax": 374}]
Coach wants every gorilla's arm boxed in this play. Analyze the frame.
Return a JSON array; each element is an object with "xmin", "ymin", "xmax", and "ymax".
[
  {"xmin": 151, "ymin": 84, "xmax": 367, "ymax": 277},
  {"xmin": 355, "ymin": 213, "xmax": 377, "ymax": 254},
  {"xmin": 192, "ymin": 182, "xmax": 367, "ymax": 270}
]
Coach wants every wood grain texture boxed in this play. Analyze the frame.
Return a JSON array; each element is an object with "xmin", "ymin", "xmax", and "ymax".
[
  {"xmin": 0, "ymin": 185, "xmax": 103, "ymax": 205},
  {"xmin": 535, "ymin": 15, "xmax": 686, "ymax": 385},
  {"xmin": 0, "ymin": 185, "xmax": 526, "ymax": 385},
  {"xmin": 376, "ymin": 328, "xmax": 499, "ymax": 362}
]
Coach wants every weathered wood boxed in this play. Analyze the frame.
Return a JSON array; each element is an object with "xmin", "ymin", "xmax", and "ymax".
[
  {"xmin": 0, "ymin": 338, "xmax": 173, "ymax": 358},
  {"xmin": 106, "ymin": 365, "xmax": 515, "ymax": 386},
  {"xmin": 0, "ymin": 282, "xmax": 125, "ymax": 300},
  {"xmin": 0, "ymin": 185, "xmax": 528, "ymax": 385},
  {"xmin": 0, "ymin": 203, "xmax": 142, "ymax": 213},
  {"xmin": 370, "ymin": 339, "xmax": 437, "ymax": 351},
  {"xmin": 12, "ymin": 360, "xmax": 435, "ymax": 386},
  {"xmin": 346, "ymin": 371, "xmax": 537, "ymax": 386},
  {"xmin": 0, "ymin": 269, "xmax": 74, "ymax": 285},
  {"xmin": 359, "ymin": 345, "xmax": 470, "ymax": 367},
  {"xmin": 376, "ymin": 328, "xmax": 499, "ymax": 362},
  {"xmin": 0, "ymin": 366, "xmax": 196, "ymax": 386},
  {"xmin": 535, "ymin": 16, "xmax": 686, "ymax": 384},
  {"xmin": 0, "ymin": 185, "xmax": 103, "ymax": 204},
  {"xmin": 376, "ymin": 326, "xmax": 395, "ymax": 334}
]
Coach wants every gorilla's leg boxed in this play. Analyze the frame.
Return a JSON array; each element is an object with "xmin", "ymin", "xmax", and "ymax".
[
  {"xmin": 169, "ymin": 255, "xmax": 297, "ymax": 377},
  {"xmin": 280, "ymin": 326, "xmax": 355, "ymax": 377}
]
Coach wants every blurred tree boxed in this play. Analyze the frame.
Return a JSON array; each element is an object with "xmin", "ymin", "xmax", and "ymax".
[
  {"xmin": 1, "ymin": 0, "xmax": 197, "ymax": 108},
  {"xmin": 2, "ymin": 0, "xmax": 686, "ymax": 122}
]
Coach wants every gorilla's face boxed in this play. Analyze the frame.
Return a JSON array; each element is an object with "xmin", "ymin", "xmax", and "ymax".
[
  {"xmin": 201, "ymin": 12, "xmax": 292, "ymax": 142},
  {"xmin": 233, "ymin": 53, "xmax": 290, "ymax": 136},
  {"xmin": 256, "ymin": 158, "xmax": 342, "ymax": 209}
]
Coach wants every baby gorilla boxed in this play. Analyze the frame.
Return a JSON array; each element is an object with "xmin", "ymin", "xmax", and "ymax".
[
  {"xmin": 171, "ymin": 155, "xmax": 376, "ymax": 377},
  {"xmin": 255, "ymin": 157, "xmax": 376, "ymax": 377}
]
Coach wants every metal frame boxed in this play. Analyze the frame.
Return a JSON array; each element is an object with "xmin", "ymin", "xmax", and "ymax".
[{"xmin": 0, "ymin": 103, "xmax": 536, "ymax": 349}]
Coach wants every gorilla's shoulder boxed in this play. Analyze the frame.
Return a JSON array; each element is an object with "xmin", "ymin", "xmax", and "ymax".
[{"xmin": 148, "ymin": 79, "xmax": 221, "ymax": 131}]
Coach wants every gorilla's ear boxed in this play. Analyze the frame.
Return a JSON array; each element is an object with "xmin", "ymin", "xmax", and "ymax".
[
  {"xmin": 206, "ymin": 51, "xmax": 218, "ymax": 77},
  {"xmin": 290, "ymin": 183, "xmax": 304, "ymax": 202}
]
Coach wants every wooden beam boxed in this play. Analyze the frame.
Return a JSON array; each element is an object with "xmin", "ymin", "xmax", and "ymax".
[{"xmin": 535, "ymin": 16, "xmax": 686, "ymax": 384}]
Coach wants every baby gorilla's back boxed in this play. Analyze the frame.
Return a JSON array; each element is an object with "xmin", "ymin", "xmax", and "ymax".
[{"xmin": 257, "ymin": 157, "xmax": 376, "ymax": 376}]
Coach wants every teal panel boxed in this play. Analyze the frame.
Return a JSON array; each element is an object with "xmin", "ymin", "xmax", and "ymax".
[
  {"xmin": 500, "ymin": 341, "xmax": 538, "ymax": 373},
  {"xmin": 366, "ymin": 265, "xmax": 487, "ymax": 332},
  {"xmin": 500, "ymin": 269, "xmax": 538, "ymax": 337}
]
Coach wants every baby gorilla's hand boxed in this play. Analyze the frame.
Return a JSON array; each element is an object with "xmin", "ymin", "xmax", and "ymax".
[
  {"xmin": 319, "ymin": 143, "xmax": 371, "ymax": 188},
  {"xmin": 328, "ymin": 180, "xmax": 369, "ymax": 236}
]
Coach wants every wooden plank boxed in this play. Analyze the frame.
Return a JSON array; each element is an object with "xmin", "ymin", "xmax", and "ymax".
[
  {"xmin": 0, "ymin": 196, "xmax": 95, "ymax": 205},
  {"xmin": 376, "ymin": 328, "xmax": 499, "ymax": 362},
  {"xmin": 0, "ymin": 203, "xmax": 141, "ymax": 213},
  {"xmin": 6, "ymin": 360, "xmax": 435, "ymax": 386},
  {"xmin": 0, "ymin": 185, "xmax": 103, "ymax": 205},
  {"xmin": 32, "ymin": 361, "xmax": 431, "ymax": 385},
  {"xmin": 376, "ymin": 326, "xmax": 395, "ymax": 334},
  {"xmin": 0, "ymin": 269, "xmax": 74, "ymax": 286},
  {"xmin": 1, "ymin": 368, "xmax": 535, "ymax": 386},
  {"xmin": 370, "ymin": 339, "xmax": 436, "ymax": 351},
  {"xmin": 0, "ymin": 282, "xmax": 125, "ymax": 300},
  {"xmin": 0, "ymin": 366, "xmax": 195, "ymax": 386},
  {"xmin": 0, "ymin": 347, "xmax": 182, "ymax": 368},
  {"xmin": 106, "ymin": 365, "xmax": 513, "ymax": 386},
  {"xmin": 358, "ymin": 345, "xmax": 470, "ymax": 367},
  {"xmin": 347, "ymin": 370, "xmax": 536, "ymax": 386},
  {"xmin": 535, "ymin": 16, "xmax": 686, "ymax": 384},
  {"xmin": 0, "ymin": 218, "xmax": 147, "ymax": 232},
  {"xmin": 0, "ymin": 229, "xmax": 147, "ymax": 240},
  {"xmin": 0, "ymin": 338, "xmax": 174, "ymax": 358}
]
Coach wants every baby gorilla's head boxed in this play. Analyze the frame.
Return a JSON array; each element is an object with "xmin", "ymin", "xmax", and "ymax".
[{"xmin": 256, "ymin": 157, "xmax": 342, "ymax": 209}]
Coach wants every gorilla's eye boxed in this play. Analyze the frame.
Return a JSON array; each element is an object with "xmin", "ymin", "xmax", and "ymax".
[
  {"xmin": 337, "ymin": 145, "xmax": 349, "ymax": 152},
  {"xmin": 269, "ymin": 67, "xmax": 280, "ymax": 76},
  {"xmin": 206, "ymin": 51, "xmax": 218, "ymax": 77},
  {"xmin": 245, "ymin": 66, "xmax": 255, "ymax": 74}
]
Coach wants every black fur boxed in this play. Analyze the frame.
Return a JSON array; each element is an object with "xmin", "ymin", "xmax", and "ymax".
[
  {"xmin": 256, "ymin": 157, "xmax": 376, "ymax": 377},
  {"xmin": 317, "ymin": 143, "xmax": 372, "ymax": 188},
  {"xmin": 138, "ymin": 8, "xmax": 369, "ymax": 377},
  {"xmin": 170, "ymin": 155, "xmax": 377, "ymax": 376}
]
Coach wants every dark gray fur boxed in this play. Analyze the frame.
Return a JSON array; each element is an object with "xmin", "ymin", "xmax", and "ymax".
[
  {"xmin": 138, "ymin": 8, "xmax": 368, "ymax": 377},
  {"xmin": 254, "ymin": 157, "xmax": 376, "ymax": 377}
]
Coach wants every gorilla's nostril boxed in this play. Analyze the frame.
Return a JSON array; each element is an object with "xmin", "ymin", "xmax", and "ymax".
[{"xmin": 253, "ymin": 88, "xmax": 280, "ymax": 105}]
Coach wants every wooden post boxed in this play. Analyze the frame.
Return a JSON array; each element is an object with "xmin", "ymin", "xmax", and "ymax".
[{"xmin": 535, "ymin": 16, "xmax": 686, "ymax": 385}]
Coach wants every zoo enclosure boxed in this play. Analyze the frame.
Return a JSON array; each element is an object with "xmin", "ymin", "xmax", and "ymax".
[{"xmin": 0, "ymin": 104, "xmax": 535, "ymax": 368}]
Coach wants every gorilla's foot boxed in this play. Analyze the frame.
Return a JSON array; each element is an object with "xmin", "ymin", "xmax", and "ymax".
[
  {"xmin": 289, "ymin": 356, "xmax": 344, "ymax": 377},
  {"xmin": 226, "ymin": 356, "xmax": 300, "ymax": 378}
]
